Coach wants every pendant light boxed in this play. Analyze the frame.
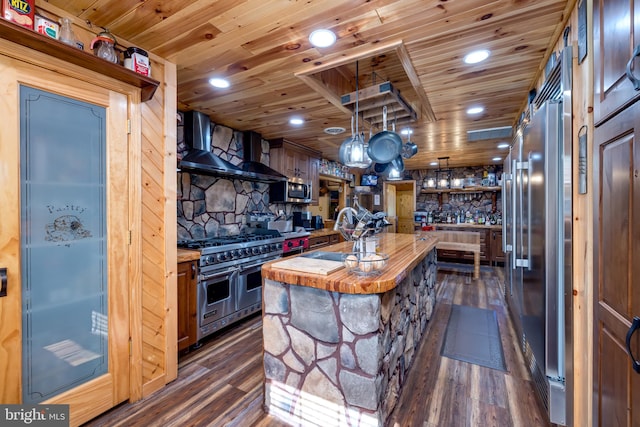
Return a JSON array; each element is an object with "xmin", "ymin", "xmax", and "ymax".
[{"xmin": 343, "ymin": 61, "xmax": 371, "ymax": 168}]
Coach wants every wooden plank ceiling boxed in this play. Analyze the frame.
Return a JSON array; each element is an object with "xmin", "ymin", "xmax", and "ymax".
[{"xmin": 48, "ymin": 0, "xmax": 572, "ymax": 169}]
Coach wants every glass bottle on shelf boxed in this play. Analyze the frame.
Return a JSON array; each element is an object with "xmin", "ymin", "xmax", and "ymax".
[{"xmin": 59, "ymin": 17, "xmax": 77, "ymax": 47}]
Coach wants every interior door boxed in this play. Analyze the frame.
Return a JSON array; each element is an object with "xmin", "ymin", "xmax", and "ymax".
[
  {"xmin": 593, "ymin": 100, "xmax": 640, "ymax": 427},
  {"xmin": 0, "ymin": 56, "xmax": 130, "ymax": 425}
]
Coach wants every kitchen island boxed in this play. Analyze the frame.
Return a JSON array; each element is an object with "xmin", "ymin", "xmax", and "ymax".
[{"xmin": 260, "ymin": 233, "xmax": 438, "ymax": 426}]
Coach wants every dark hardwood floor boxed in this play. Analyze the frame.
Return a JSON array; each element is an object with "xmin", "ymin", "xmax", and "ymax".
[{"xmin": 83, "ymin": 264, "xmax": 550, "ymax": 427}]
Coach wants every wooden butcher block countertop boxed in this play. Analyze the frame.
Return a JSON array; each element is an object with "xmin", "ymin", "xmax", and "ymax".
[
  {"xmin": 262, "ymin": 233, "xmax": 437, "ymax": 295},
  {"xmin": 177, "ymin": 248, "xmax": 200, "ymax": 263}
]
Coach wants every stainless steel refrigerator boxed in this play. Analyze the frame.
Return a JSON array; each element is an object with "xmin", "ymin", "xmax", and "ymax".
[{"xmin": 502, "ymin": 46, "xmax": 572, "ymax": 426}]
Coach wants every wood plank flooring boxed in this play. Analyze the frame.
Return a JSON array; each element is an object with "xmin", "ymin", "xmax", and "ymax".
[{"xmin": 82, "ymin": 265, "xmax": 550, "ymax": 427}]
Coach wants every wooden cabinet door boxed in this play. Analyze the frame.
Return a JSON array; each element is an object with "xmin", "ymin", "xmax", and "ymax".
[
  {"xmin": 177, "ymin": 261, "xmax": 198, "ymax": 352},
  {"xmin": 283, "ymin": 150, "xmax": 297, "ymax": 177},
  {"xmin": 491, "ymin": 230, "xmax": 505, "ymax": 264},
  {"xmin": 593, "ymin": 0, "xmax": 640, "ymax": 124},
  {"xmin": 593, "ymin": 101, "xmax": 640, "ymax": 427},
  {"xmin": 296, "ymin": 151, "xmax": 310, "ymax": 179},
  {"xmin": 0, "ymin": 56, "xmax": 131, "ymax": 426},
  {"xmin": 309, "ymin": 157, "xmax": 319, "ymax": 204}
]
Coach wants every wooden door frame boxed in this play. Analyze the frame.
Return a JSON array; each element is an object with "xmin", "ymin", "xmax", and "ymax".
[
  {"xmin": 0, "ymin": 38, "xmax": 144, "ymax": 419},
  {"xmin": 383, "ymin": 180, "xmax": 416, "ymax": 233}
]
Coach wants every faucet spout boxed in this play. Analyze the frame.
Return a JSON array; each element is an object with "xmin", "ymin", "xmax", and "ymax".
[{"xmin": 333, "ymin": 207, "xmax": 358, "ymax": 231}]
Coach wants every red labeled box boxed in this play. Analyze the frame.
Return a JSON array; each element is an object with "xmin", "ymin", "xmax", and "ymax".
[{"xmin": 2, "ymin": 0, "xmax": 35, "ymax": 29}]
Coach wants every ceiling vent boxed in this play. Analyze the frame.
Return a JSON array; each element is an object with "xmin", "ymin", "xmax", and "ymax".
[
  {"xmin": 467, "ymin": 126, "xmax": 513, "ymax": 142},
  {"xmin": 324, "ymin": 127, "xmax": 346, "ymax": 135}
]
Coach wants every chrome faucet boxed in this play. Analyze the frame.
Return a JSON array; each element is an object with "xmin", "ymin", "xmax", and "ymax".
[{"xmin": 333, "ymin": 206, "xmax": 357, "ymax": 231}]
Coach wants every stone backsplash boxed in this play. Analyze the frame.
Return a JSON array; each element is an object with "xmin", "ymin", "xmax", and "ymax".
[
  {"xmin": 262, "ymin": 250, "xmax": 437, "ymax": 426},
  {"xmin": 176, "ymin": 112, "xmax": 295, "ymax": 240},
  {"xmin": 408, "ymin": 167, "xmax": 503, "ymax": 214}
]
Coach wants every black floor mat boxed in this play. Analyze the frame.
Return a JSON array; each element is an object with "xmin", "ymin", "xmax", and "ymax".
[{"xmin": 441, "ymin": 304, "xmax": 506, "ymax": 371}]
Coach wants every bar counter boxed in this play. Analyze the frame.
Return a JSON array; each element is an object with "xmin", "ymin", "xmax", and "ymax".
[{"xmin": 261, "ymin": 232, "xmax": 438, "ymax": 426}]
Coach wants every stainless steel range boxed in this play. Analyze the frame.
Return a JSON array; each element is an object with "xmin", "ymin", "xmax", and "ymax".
[{"xmin": 178, "ymin": 230, "xmax": 283, "ymax": 342}]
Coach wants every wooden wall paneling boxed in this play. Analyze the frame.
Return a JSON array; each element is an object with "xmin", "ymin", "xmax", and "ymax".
[
  {"xmin": 127, "ymin": 85, "xmax": 144, "ymax": 404},
  {"xmin": 139, "ymin": 55, "xmax": 179, "ymax": 397},
  {"xmin": 163, "ymin": 59, "xmax": 178, "ymax": 385},
  {"xmin": 568, "ymin": 4, "xmax": 594, "ymax": 426},
  {"xmin": 0, "ymin": 53, "xmax": 23, "ymax": 404}
]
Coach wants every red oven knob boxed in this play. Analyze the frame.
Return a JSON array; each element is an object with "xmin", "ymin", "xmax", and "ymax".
[{"xmin": 287, "ymin": 241, "xmax": 293, "ymax": 248}]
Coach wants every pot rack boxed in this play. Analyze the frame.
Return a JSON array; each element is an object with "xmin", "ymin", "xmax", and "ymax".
[{"xmin": 341, "ymin": 80, "xmax": 418, "ymax": 129}]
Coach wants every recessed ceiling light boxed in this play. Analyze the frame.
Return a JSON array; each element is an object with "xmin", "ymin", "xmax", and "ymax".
[
  {"xmin": 492, "ymin": 157, "xmax": 503, "ymax": 162},
  {"xmin": 467, "ymin": 106, "xmax": 484, "ymax": 115},
  {"xmin": 209, "ymin": 78, "xmax": 230, "ymax": 88},
  {"xmin": 309, "ymin": 29, "xmax": 336, "ymax": 48},
  {"xmin": 430, "ymin": 161, "xmax": 438, "ymax": 166},
  {"xmin": 400, "ymin": 128, "xmax": 413, "ymax": 135},
  {"xmin": 464, "ymin": 49, "xmax": 490, "ymax": 64},
  {"xmin": 497, "ymin": 143, "xmax": 510, "ymax": 149},
  {"xmin": 289, "ymin": 117, "xmax": 304, "ymax": 125}
]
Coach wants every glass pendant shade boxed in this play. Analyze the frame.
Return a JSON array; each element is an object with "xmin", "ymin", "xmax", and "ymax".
[
  {"xmin": 344, "ymin": 134, "xmax": 370, "ymax": 168},
  {"xmin": 342, "ymin": 60, "xmax": 371, "ymax": 169}
]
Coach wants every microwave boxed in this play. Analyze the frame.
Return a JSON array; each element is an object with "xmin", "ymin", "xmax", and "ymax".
[{"xmin": 270, "ymin": 178, "xmax": 312, "ymax": 203}]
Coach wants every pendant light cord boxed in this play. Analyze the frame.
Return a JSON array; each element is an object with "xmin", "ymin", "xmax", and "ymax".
[{"xmin": 355, "ymin": 60, "xmax": 359, "ymax": 137}]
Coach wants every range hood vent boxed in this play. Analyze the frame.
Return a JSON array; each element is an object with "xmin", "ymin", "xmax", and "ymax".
[
  {"xmin": 180, "ymin": 111, "xmax": 245, "ymax": 179},
  {"xmin": 240, "ymin": 131, "xmax": 287, "ymax": 183},
  {"xmin": 179, "ymin": 112, "xmax": 286, "ymax": 183}
]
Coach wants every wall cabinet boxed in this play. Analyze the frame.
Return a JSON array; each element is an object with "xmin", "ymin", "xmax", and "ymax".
[
  {"xmin": 270, "ymin": 138, "xmax": 321, "ymax": 184},
  {"xmin": 177, "ymin": 261, "xmax": 198, "ymax": 352},
  {"xmin": 270, "ymin": 138, "xmax": 321, "ymax": 204}
]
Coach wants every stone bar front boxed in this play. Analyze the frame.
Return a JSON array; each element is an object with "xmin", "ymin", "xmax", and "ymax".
[{"xmin": 261, "ymin": 233, "xmax": 437, "ymax": 426}]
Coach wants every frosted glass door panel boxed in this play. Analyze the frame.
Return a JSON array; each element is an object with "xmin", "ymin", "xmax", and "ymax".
[{"xmin": 20, "ymin": 86, "xmax": 107, "ymax": 404}]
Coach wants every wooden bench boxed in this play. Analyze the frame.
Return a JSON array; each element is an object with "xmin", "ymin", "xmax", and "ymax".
[{"xmin": 422, "ymin": 230, "xmax": 481, "ymax": 279}]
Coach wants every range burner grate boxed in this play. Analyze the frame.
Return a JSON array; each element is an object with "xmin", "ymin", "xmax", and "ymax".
[{"xmin": 177, "ymin": 229, "xmax": 282, "ymax": 249}]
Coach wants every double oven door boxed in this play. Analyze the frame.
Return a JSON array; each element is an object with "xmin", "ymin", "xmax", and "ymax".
[
  {"xmin": 198, "ymin": 267, "xmax": 238, "ymax": 339},
  {"xmin": 197, "ymin": 256, "xmax": 273, "ymax": 340},
  {"xmin": 237, "ymin": 261, "xmax": 264, "ymax": 312}
]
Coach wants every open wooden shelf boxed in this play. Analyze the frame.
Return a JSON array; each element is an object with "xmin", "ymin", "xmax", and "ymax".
[
  {"xmin": 421, "ymin": 186, "xmax": 501, "ymax": 194},
  {"xmin": 0, "ymin": 18, "xmax": 159, "ymax": 101}
]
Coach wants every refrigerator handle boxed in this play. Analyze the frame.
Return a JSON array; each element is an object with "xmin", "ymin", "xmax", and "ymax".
[
  {"xmin": 502, "ymin": 172, "xmax": 512, "ymax": 253},
  {"xmin": 511, "ymin": 159, "xmax": 518, "ymax": 269},
  {"xmin": 515, "ymin": 159, "xmax": 530, "ymax": 269},
  {"xmin": 625, "ymin": 316, "xmax": 640, "ymax": 374}
]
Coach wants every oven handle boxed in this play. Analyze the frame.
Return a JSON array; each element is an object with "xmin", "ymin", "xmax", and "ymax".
[
  {"xmin": 241, "ymin": 260, "xmax": 279, "ymax": 271},
  {"xmin": 284, "ymin": 247, "xmax": 304, "ymax": 256},
  {"xmin": 200, "ymin": 267, "xmax": 239, "ymax": 282}
]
